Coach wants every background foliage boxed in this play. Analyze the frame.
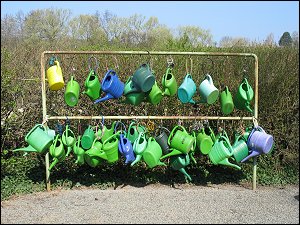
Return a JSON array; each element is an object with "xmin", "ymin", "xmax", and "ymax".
[{"xmin": 1, "ymin": 8, "xmax": 299, "ymax": 200}]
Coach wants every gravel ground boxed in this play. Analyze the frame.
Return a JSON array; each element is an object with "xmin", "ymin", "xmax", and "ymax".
[{"xmin": 1, "ymin": 184, "xmax": 299, "ymax": 224}]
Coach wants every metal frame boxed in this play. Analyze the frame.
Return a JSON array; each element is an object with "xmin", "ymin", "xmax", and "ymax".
[{"xmin": 40, "ymin": 51, "xmax": 259, "ymax": 191}]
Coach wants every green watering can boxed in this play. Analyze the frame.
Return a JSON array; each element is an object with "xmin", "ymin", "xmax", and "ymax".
[
  {"xmin": 84, "ymin": 139, "xmax": 107, "ymax": 167},
  {"xmin": 196, "ymin": 126, "xmax": 216, "ymax": 155},
  {"xmin": 83, "ymin": 70, "xmax": 101, "ymax": 101},
  {"xmin": 170, "ymin": 154, "xmax": 192, "ymax": 181},
  {"xmin": 102, "ymin": 132, "xmax": 120, "ymax": 164},
  {"xmin": 208, "ymin": 131, "xmax": 241, "ymax": 170},
  {"xmin": 123, "ymin": 76, "xmax": 146, "ymax": 106},
  {"xmin": 189, "ymin": 131, "xmax": 197, "ymax": 164},
  {"xmin": 73, "ymin": 136, "xmax": 85, "ymax": 165},
  {"xmin": 126, "ymin": 121, "xmax": 146, "ymax": 143},
  {"xmin": 162, "ymin": 67, "xmax": 177, "ymax": 96},
  {"xmin": 168, "ymin": 125, "xmax": 195, "ymax": 154},
  {"xmin": 131, "ymin": 131, "xmax": 147, "ymax": 166},
  {"xmin": 49, "ymin": 135, "xmax": 66, "ymax": 171},
  {"xmin": 13, "ymin": 124, "xmax": 53, "ymax": 154},
  {"xmin": 233, "ymin": 78, "xmax": 254, "ymax": 113},
  {"xmin": 142, "ymin": 137, "xmax": 167, "ymax": 168},
  {"xmin": 62, "ymin": 124, "xmax": 76, "ymax": 157},
  {"xmin": 232, "ymin": 132, "xmax": 249, "ymax": 163},
  {"xmin": 97, "ymin": 121, "xmax": 117, "ymax": 143}
]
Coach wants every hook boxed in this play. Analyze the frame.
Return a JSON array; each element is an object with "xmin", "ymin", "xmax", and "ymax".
[
  {"xmin": 88, "ymin": 56, "xmax": 99, "ymax": 72},
  {"xmin": 112, "ymin": 55, "xmax": 119, "ymax": 70},
  {"xmin": 201, "ymin": 57, "xmax": 214, "ymax": 75},
  {"xmin": 185, "ymin": 57, "xmax": 193, "ymax": 75},
  {"xmin": 167, "ymin": 55, "xmax": 174, "ymax": 68}
]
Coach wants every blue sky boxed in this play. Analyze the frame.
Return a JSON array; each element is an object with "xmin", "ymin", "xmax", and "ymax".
[{"xmin": 1, "ymin": 1, "xmax": 299, "ymax": 43}]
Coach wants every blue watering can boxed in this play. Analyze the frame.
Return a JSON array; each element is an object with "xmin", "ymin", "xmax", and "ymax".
[
  {"xmin": 177, "ymin": 74, "xmax": 197, "ymax": 104},
  {"xmin": 118, "ymin": 133, "xmax": 135, "ymax": 164},
  {"xmin": 94, "ymin": 70, "xmax": 124, "ymax": 104}
]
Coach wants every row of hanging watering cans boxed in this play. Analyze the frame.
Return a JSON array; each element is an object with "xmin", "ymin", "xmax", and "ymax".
[
  {"xmin": 14, "ymin": 120, "xmax": 274, "ymax": 181},
  {"xmin": 46, "ymin": 56, "xmax": 254, "ymax": 114}
]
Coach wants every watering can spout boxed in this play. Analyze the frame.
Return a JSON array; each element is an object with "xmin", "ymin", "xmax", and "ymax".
[
  {"xmin": 66, "ymin": 146, "xmax": 72, "ymax": 157},
  {"xmin": 160, "ymin": 149, "xmax": 182, "ymax": 160},
  {"xmin": 13, "ymin": 145, "xmax": 38, "ymax": 153},
  {"xmin": 88, "ymin": 151, "xmax": 108, "ymax": 160},
  {"xmin": 245, "ymin": 103, "xmax": 253, "ymax": 113},
  {"xmin": 49, "ymin": 158, "xmax": 59, "ymax": 171},
  {"xmin": 94, "ymin": 93, "xmax": 114, "ymax": 104},
  {"xmin": 241, "ymin": 150, "xmax": 260, "ymax": 163},
  {"xmin": 179, "ymin": 168, "xmax": 192, "ymax": 181},
  {"xmin": 130, "ymin": 154, "xmax": 142, "ymax": 166},
  {"xmin": 219, "ymin": 158, "xmax": 241, "ymax": 170}
]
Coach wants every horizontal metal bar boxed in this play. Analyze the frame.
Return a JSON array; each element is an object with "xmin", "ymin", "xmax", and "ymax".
[
  {"xmin": 42, "ymin": 50, "xmax": 256, "ymax": 58},
  {"xmin": 46, "ymin": 115, "xmax": 254, "ymax": 120}
]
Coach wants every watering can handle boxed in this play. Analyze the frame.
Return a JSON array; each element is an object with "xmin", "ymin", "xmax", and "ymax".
[
  {"xmin": 208, "ymin": 127, "xmax": 216, "ymax": 142},
  {"xmin": 220, "ymin": 135, "xmax": 234, "ymax": 155},
  {"xmin": 102, "ymin": 131, "xmax": 121, "ymax": 146},
  {"xmin": 168, "ymin": 125, "xmax": 184, "ymax": 145},
  {"xmin": 25, "ymin": 124, "xmax": 46, "ymax": 142},
  {"xmin": 206, "ymin": 74, "xmax": 213, "ymax": 85}
]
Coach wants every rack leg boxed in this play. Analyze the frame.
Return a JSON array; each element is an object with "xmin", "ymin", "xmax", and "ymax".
[
  {"xmin": 252, "ymin": 156, "xmax": 257, "ymax": 190},
  {"xmin": 45, "ymin": 152, "xmax": 51, "ymax": 191}
]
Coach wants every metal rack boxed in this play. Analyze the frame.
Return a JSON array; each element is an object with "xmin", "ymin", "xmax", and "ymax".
[{"xmin": 40, "ymin": 50, "xmax": 259, "ymax": 191}]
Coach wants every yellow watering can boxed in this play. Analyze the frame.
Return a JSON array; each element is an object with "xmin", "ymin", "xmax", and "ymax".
[{"xmin": 46, "ymin": 56, "xmax": 64, "ymax": 91}]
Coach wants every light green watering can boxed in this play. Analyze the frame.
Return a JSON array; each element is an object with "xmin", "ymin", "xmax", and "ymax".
[
  {"xmin": 233, "ymin": 78, "xmax": 254, "ymax": 113},
  {"xmin": 62, "ymin": 124, "xmax": 76, "ymax": 157},
  {"xmin": 168, "ymin": 125, "xmax": 195, "ymax": 154},
  {"xmin": 13, "ymin": 124, "xmax": 53, "ymax": 154},
  {"xmin": 49, "ymin": 134, "xmax": 66, "ymax": 171},
  {"xmin": 126, "ymin": 121, "xmax": 146, "ymax": 143},
  {"xmin": 170, "ymin": 154, "xmax": 192, "ymax": 181},
  {"xmin": 73, "ymin": 136, "xmax": 85, "ymax": 165},
  {"xmin": 142, "ymin": 137, "xmax": 167, "ymax": 168},
  {"xmin": 131, "ymin": 131, "xmax": 147, "ymax": 166},
  {"xmin": 189, "ymin": 131, "xmax": 197, "ymax": 164},
  {"xmin": 83, "ymin": 70, "xmax": 101, "ymax": 101},
  {"xmin": 102, "ymin": 132, "xmax": 120, "ymax": 164},
  {"xmin": 84, "ymin": 139, "xmax": 107, "ymax": 167},
  {"xmin": 97, "ymin": 121, "xmax": 117, "ymax": 143},
  {"xmin": 162, "ymin": 67, "xmax": 177, "ymax": 96},
  {"xmin": 208, "ymin": 130, "xmax": 241, "ymax": 170}
]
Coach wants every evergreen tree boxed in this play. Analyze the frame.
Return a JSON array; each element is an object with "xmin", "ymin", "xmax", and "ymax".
[{"xmin": 279, "ymin": 32, "xmax": 293, "ymax": 47}]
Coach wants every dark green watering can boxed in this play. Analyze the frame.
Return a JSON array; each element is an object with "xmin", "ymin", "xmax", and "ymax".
[
  {"xmin": 49, "ymin": 134, "xmax": 66, "ymax": 171},
  {"xmin": 170, "ymin": 154, "xmax": 192, "ymax": 181},
  {"xmin": 234, "ymin": 78, "xmax": 254, "ymax": 113},
  {"xmin": 232, "ymin": 132, "xmax": 249, "ymax": 163}
]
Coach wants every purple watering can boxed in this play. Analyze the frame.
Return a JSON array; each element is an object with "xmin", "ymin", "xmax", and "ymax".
[
  {"xmin": 241, "ymin": 126, "xmax": 274, "ymax": 163},
  {"xmin": 118, "ymin": 133, "xmax": 135, "ymax": 164},
  {"xmin": 94, "ymin": 70, "xmax": 124, "ymax": 104}
]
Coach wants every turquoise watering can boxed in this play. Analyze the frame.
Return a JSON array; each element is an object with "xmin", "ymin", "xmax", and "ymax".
[
  {"xmin": 170, "ymin": 154, "xmax": 192, "ymax": 181},
  {"xmin": 198, "ymin": 74, "xmax": 219, "ymax": 104},
  {"xmin": 131, "ymin": 131, "xmax": 147, "ymax": 166},
  {"xmin": 177, "ymin": 74, "xmax": 197, "ymax": 104},
  {"xmin": 126, "ymin": 121, "xmax": 146, "ymax": 143}
]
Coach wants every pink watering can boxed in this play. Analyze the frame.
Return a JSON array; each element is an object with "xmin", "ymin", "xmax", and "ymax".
[
  {"xmin": 94, "ymin": 70, "xmax": 124, "ymax": 104},
  {"xmin": 241, "ymin": 126, "xmax": 274, "ymax": 163}
]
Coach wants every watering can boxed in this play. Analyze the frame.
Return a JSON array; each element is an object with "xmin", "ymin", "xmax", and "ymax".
[
  {"xmin": 73, "ymin": 136, "xmax": 85, "ymax": 165},
  {"xmin": 146, "ymin": 81, "xmax": 163, "ymax": 105},
  {"xmin": 168, "ymin": 125, "xmax": 195, "ymax": 154},
  {"xmin": 132, "ymin": 63, "xmax": 155, "ymax": 92},
  {"xmin": 189, "ymin": 131, "xmax": 197, "ymax": 164},
  {"xmin": 94, "ymin": 70, "xmax": 125, "ymax": 104},
  {"xmin": 198, "ymin": 74, "xmax": 219, "ymax": 104},
  {"xmin": 233, "ymin": 78, "xmax": 254, "ymax": 113},
  {"xmin": 232, "ymin": 133, "xmax": 249, "ymax": 163},
  {"xmin": 81, "ymin": 125, "xmax": 95, "ymax": 150},
  {"xmin": 102, "ymin": 132, "xmax": 120, "ymax": 163},
  {"xmin": 46, "ymin": 57, "xmax": 64, "ymax": 91},
  {"xmin": 177, "ymin": 74, "xmax": 197, "ymax": 104},
  {"xmin": 84, "ymin": 139, "xmax": 107, "ymax": 167},
  {"xmin": 98, "ymin": 121, "xmax": 117, "ymax": 142},
  {"xmin": 83, "ymin": 70, "xmax": 101, "ymax": 101},
  {"xmin": 170, "ymin": 154, "xmax": 192, "ymax": 181},
  {"xmin": 118, "ymin": 133, "xmax": 135, "ymax": 164},
  {"xmin": 123, "ymin": 76, "xmax": 145, "ymax": 106},
  {"xmin": 196, "ymin": 127, "xmax": 216, "ymax": 155},
  {"xmin": 241, "ymin": 126, "xmax": 274, "ymax": 163},
  {"xmin": 155, "ymin": 127, "xmax": 171, "ymax": 155},
  {"xmin": 142, "ymin": 137, "xmax": 167, "ymax": 168},
  {"xmin": 131, "ymin": 131, "xmax": 148, "ymax": 166},
  {"xmin": 126, "ymin": 121, "xmax": 146, "ymax": 143},
  {"xmin": 162, "ymin": 67, "xmax": 177, "ymax": 96},
  {"xmin": 62, "ymin": 124, "xmax": 76, "ymax": 157},
  {"xmin": 64, "ymin": 75, "xmax": 80, "ymax": 107},
  {"xmin": 220, "ymin": 86, "xmax": 234, "ymax": 115},
  {"xmin": 49, "ymin": 135, "xmax": 66, "ymax": 171},
  {"xmin": 13, "ymin": 124, "xmax": 53, "ymax": 154},
  {"xmin": 208, "ymin": 131, "xmax": 241, "ymax": 170}
]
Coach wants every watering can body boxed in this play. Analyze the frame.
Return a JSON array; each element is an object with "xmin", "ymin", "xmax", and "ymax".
[
  {"xmin": 73, "ymin": 136, "xmax": 85, "ymax": 165},
  {"xmin": 81, "ymin": 125, "xmax": 95, "ymax": 150},
  {"xmin": 124, "ymin": 76, "xmax": 145, "ymax": 106},
  {"xmin": 208, "ymin": 133, "xmax": 241, "ymax": 170},
  {"xmin": 84, "ymin": 140, "xmax": 107, "ymax": 167},
  {"xmin": 155, "ymin": 127, "xmax": 171, "ymax": 155},
  {"xmin": 170, "ymin": 154, "xmax": 192, "ymax": 181},
  {"xmin": 199, "ymin": 74, "xmax": 219, "ymax": 104},
  {"xmin": 233, "ymin": 78, "xmax": 254, "ymax": 112},
  {"xmin": 46, "ymin": 60, "xmax": 64, "ymax": 91},
  {"xmin": 65, "ymin": 76, "xmax": 80, "ymax": 106},
  {"xmin": 118, "ymin": 134, "xmax": 135, "ymax": 164},
  {"xmin": 101, "ymin": 121, "xmax": 117, "ymax": 142},
  {"xmin": 13, "ymin": 124, "xmax": 53, "ymax": 154},
  {"xmin": 178, "ymin": 74, "xmax": 196, "ymax": 104},
  {"xmin": 232, "ymin": 134, "xmax": 249, "ymax": 163},
  {"xmin": 102, "ymin": 133, "xmax": 120, "ymax": 163},
  {"xmin": 168, "ymin": 125, "xmax": 195, "ymax": 154},
  {"xmin": 94, "ymin": 70, "xmax": 125, "ymax": 104},
  {"xmin": 131, "ymin": 132, "xmax": 147, "ymax": 166},
  {"xmin": 49, "ymin": 135, "xmax": 66, "ymax": 171},
  {"xmin": 196, "ymin": 127, "xmax": 216, "ymax": 155},
  {"xmin": 142, "ymin": 137, "xmax": 166, "ymax": 168},
  {"xmin": 132, "ymin": 64, "xmax": 155, "ymax": 92},
  {"xmin": 220, "ymin": 86, "xmax": 234, "ymax": 115},
  {"xmin": 62, "ymin": 125, "xmax": 76, "ymax": 157},
  {"xmin": 126, "ymin": 122, "xmax": 146, "ymax": 143},
  {"xmin": 162, "ymin": 67, "xmax": 177, "ymax": 96},
  {"xmin": 146, "ymin": 81, "xmax": 163, "ymax": 105},
  {"xmin": 83, "ymin": 70, "xmax": 101, "ymax": 101}
]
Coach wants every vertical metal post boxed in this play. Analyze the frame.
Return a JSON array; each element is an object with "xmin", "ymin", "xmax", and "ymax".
[{"xmin": 40, "ymin": 52, "xmax": 51, "ymax": 191}]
